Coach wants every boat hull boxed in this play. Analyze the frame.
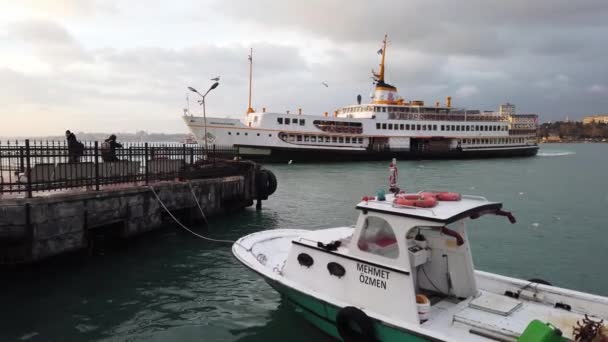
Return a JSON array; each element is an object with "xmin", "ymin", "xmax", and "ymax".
[
  {"xmin": 235, "ymin": 145, "xmax": 539, "ymax": 163},
  {"xmin": 265, "ymin": 277, "xmax": 432, "ymax": 341}
]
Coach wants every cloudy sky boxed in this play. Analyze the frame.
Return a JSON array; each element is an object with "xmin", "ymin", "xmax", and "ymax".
[{"xmin": 2, "ymin": 0, "xmax": 608, "ymax": 136}]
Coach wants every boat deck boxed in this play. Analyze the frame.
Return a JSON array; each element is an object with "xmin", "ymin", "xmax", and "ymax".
[{"xmin": 423, "ymin": 289, "xmax": 591, "ymax": 341}]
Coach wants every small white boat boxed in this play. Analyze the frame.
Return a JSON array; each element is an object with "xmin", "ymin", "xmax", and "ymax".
[{"xmin": 233, "ymin": 190, "xmax": 608, "ymax": 341}]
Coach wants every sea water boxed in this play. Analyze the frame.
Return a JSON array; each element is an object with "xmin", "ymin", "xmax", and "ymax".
[{"xmin": 1, "ymin": 143, "xmax": 607, "ymax": 341}]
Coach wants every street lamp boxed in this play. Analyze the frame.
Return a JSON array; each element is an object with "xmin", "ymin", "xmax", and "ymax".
[{"xmin": 188, "ymin": 82, "xmax": 219, "ymax": 159}]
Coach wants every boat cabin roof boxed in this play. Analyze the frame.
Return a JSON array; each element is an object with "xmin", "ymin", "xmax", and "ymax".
[{"xmin": 356, "ymin": 193, "xmax": 502, "ymax": 224}]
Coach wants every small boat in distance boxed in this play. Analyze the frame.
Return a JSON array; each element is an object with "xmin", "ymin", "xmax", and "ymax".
[
  {"xmin": 180, "ymin": 133, "xmax": 197, "ymax": 145},
  {"xmin": 233, "ymin": 182, "xmax": 608, "ymax": 341},
  {"xmin": 184, "ymin": 35, "xmax": 539, "ymax": 162}
]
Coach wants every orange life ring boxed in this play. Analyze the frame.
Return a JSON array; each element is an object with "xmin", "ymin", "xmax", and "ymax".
[
  {"xmin": 419, "ymin": 192, "xmax": 437, "ymax": 199},
  {"xmin": 414, "ymin": 197, "xmax": 438, "ymax": 208},
  {"xmin": 394, "ymin": 197, "xmax": 416, "ymax": 206},
  {"xmin": 436, "ymin": 192, "xmax": 461, "ymax": 201},
  {"xmin": 398, "ymin": 194, "xmax": 422, "ymax": 200}
]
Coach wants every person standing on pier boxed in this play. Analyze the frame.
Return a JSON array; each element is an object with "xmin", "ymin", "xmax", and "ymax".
[
  {"xmin": 101, "ymin": 134, "xmax": 123, "ymax": 162},
  {"xmin": 65, "ymin": 130, "xmax": 83, "ymax": 163}
]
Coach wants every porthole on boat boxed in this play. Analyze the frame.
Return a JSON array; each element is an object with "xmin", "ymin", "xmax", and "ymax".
[
  {"xmin": 327, "ymin": 262, "xmax": 345, "ymax": 278},
  {"xmin": 336, "ymin": 306, "xmax": 376, "ymax": 342},
  {"xmin": 297, "ymin": 253, "xmax": 314, "ymax": 267}
]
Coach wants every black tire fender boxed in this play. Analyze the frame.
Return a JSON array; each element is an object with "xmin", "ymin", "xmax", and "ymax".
[{"xmin": 336, "ymin": 306, "xmax": 376, "ymax": 342}]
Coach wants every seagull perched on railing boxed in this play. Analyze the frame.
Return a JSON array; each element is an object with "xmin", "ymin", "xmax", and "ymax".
[
  {"xmin": 210, "ymin": 76, "xmax": 220, "ymax": 81},
  {"xmin": 321, "ymin": 82, "xmax": 328, "ymax": 87}
]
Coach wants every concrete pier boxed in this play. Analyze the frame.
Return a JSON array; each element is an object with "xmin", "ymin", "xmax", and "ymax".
[{"xmin": 0, "ymin": 162, "xmax": 271, "ymax": 264}]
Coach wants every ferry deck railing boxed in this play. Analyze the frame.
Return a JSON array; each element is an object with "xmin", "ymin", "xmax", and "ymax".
[{"xmin": 0, "ymin": 140, "xmax": 239, "ymax": 198}]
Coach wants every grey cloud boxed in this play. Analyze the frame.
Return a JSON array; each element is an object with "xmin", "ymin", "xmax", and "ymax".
[{"xmin": 8, "ymin": 19, "xmax": 91, "ymax": 66}]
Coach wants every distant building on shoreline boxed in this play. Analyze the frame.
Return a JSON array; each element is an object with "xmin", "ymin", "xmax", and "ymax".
[
  {"xmin": 583, "ymin": 114, "xmax": 608, "ymax": 124},
  {"xmin": 499, "ymin": 103, "xmax": 516, "ymax": 116}
]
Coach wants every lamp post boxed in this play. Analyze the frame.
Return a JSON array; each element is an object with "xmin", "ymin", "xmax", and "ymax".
[{"xmin": 188, "ymin": 82, "xmax": 219, "ymax": 159}]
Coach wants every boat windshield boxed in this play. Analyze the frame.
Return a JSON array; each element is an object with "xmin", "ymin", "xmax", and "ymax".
[{"xmin": 356, "ymin": 216, "xmax": 399, "ymax": 259}]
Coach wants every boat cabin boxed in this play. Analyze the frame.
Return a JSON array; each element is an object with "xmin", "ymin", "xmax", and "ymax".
[{"xmin": 284, "ymin": 193, "xmax": 511, "ymax": 325}]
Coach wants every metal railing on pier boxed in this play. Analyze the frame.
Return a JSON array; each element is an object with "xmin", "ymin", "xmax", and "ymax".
[{"xmin": 0, "ymin": 140, "xmax": 239, "ymax": 198}]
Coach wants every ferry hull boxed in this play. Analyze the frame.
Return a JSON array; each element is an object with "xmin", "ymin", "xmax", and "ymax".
[{"xmin": 235, "ymin": 145, "xmax": 539, "ymax": 163}]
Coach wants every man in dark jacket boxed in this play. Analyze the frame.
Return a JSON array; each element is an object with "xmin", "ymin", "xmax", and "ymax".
[
  {"xmin": 65, "ymin": 130, "xmax": 83, "ymax": 162},
  {"xmin": 101, "ymin": 134, "xmax": 123, "ymax": 162}
]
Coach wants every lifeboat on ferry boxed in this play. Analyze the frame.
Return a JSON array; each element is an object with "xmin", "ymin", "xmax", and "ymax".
[{"xmin": 435, "ymin": 192, "xmax": 462, "ymax": 201}]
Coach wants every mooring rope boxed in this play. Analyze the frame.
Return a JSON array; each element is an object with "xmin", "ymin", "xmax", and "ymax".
[
  {"xmin": 187, "ymin": 182, "xmax": 208, "ymax": 225},
  {"xmin": 148, "ymin": 185, "xmax": 239, "ymax": 245}
]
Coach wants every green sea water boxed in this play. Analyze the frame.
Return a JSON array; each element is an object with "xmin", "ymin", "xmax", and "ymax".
[{"xmin": 1, "ymin": 143, "xmax": 607, "ymax": 342}]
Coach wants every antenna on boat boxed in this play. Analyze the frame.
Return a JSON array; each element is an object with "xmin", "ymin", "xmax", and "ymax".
[
  {"xmin": 246, "ymin": 48, "xmax": 255, "ymax": 114},
  {"xmin": 373, "ymin": 34, "xmax": 388, "ymax": 84}
]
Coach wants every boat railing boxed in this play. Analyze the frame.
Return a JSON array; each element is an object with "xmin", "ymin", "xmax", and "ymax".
[
  {"xmin": 461, "ymin": 195, "xmax": 489, "ymax": 202},
  {"xmin": 388, "ymin": 113, "xmax": 510, "ymax": 122},
  {"xmin": 314, "ymin": 124, "xmax": 363, "ymax": 134}
]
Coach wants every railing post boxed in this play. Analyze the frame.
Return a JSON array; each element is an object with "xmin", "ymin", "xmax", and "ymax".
[
  {"xmin": 182, "ymin": 143, "xmax": 187, "ymax": 168},
  {"xmin": 94, "ymin": 141, "xmax": 100, "ymax": 191},
  {"xmin": 213, "ymin": 144, "xmax": 216, "ymax": 165},
  {"xmin": 19, "ymin": 146, "xmax": 25, "ymax": 173},
  {"xmin": 189, "ymin": 147, "xmax": 194, "ymax": 165},
  {"xmin": 25, "ymin": 139, "xmax": 32, "ymax": 198},
  {"xmin": 144, "ymin": 142, "xmax": 149, "ymax": 185}
]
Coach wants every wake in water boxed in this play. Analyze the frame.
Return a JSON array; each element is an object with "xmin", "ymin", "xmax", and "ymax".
[{"xmin": 538, "ymin": 151, "xmax": 576, "ymax": 157}]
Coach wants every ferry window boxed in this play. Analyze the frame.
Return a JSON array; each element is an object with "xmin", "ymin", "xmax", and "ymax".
[
  {"xmin": 304, "ymin": 136, "xmax": 310, "ymax": 142},
  {"xmin": 293, "ymin": 119, "xmax": 298, "ymax": 124},
  {"xmin": 400, "ymin": 124, "xmax": 404, "ymax": 130},
  {"xmin": 433, "ymin": 125, "xmax": 437, "ymax": 131},
  {"xmin": 346, "ymin": 137, "xmax": 351, "ymax": 143},
  {"xmin": 388, "ymin": 123, "xmax": 393, "ymax": 130},
  {"xmin": 277, "ymin": 118, "xmax": 283, "ymax": 124},
  {"xmin": 228, "ymin": 132, "xmax": 232, "ymax": 135},
  {"xmin": 269, "ymin": 134, "xmax": 272, "ymax": 137},
  {"xmin": 441, "ymin": 125, "xmax": 445, "ymax": 130},
  {"xmin": 417, "ymin": 124, "xmax": 421, "ymax": 130},
  {"xmin": 357, "ymin": 216, "xmax": 399, "ymax": 259},
  {"xmin": 381, "ymin": 107, "xmax": 386, "ymax": 112},
  {"xmin": 451, "ymin": 125, "xmax": 455, "ymax": 131},
  {"xmin": 376, "ymin": 123, "xmax": 381, "ymax": 129},
  {"xmin": 422, "ymin": 125, "xmax": 426, "ymax": 130},
  {"xmin": 326, "ymin": 136, "xmax": 331, "ymax": 142},
  {"xmin": 311, "ymin": 136, "xmax": 316, "ymax": 142},
  {"xmin": 475, "ymin": 125, "xmax": 479, "ymax": 131},
  {"xmin": 245, "ymin": 132, "xmax": 248, "ymax": 136},
  {"xmin": 332, "ymin": 137, "xmax": 337, "ymax": 143},
  {"xmin": 236, "ymin": 132, "xmax": 240, "ymax": 135},
  {"xmin": 300, "ymin": 119, "xmax": 305, "ymax": 126},
  {"xmin": 339, "ymin": 137, "xmax": 344, "ymax": 143},
  {"xmin": 406, "ymin": 124, "xmax": 410, "ymax": 130},
  {"xmin": 289, "ymin": 135, "xmax": 295, "ymax": 141},
  {"xmin": 382, "ymin": 123, "xmax": 387, "ymax": 129},
  {"xmin": 466, "ymin": 126, "xmax": 470, "ymax": 131},
  {"xmin": 285, "ymin": 118, "xmax": 290, "ymax": 125},
  {"xmin": 297, "ymin": 135, "xmax": 302, "ymax": 142},
  {"xmin": 394, "ymin": 124, "xmax": 398, "ymax": 130}
]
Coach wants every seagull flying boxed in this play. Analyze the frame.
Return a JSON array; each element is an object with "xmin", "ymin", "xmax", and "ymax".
[
  {"xmin": 321, "ymin": 82, "xmax": 328, "ymax": 87},
  {"xmin": 210, "ymin": 76, "xmax": 220, "ymax": 81}
]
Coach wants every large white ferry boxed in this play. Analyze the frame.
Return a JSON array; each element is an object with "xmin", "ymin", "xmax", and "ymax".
[{"xmin": 184, "ymin": 36, "xmax": 539, "ymax": 162}]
